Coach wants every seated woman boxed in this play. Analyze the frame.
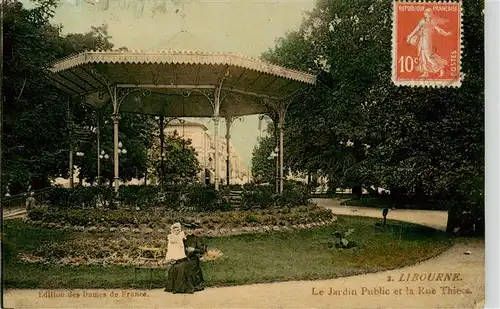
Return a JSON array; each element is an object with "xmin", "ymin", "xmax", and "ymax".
[
  {"xmin": 165, "ymin": 223, "xmax": 195, "ymax": 294},
  {"xmin": 184, "ymin": 228, "xmax": 207, "ymax": 291}
]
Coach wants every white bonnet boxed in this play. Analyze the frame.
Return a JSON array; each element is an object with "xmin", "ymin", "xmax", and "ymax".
[{"xmin": 170, "ymin": 222, "xmax": 182, "ymax": 232}]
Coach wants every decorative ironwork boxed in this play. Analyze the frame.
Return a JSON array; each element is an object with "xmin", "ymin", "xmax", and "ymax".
[
  {"xmin": 89, "ymin": 68, "xmax": 113, "ymax": 89},
  {"xmin": 192, "ymin": 88, "xmax": 215, "ymax": 104},
  {"xmin": 111, "ymin": 87, "xmax": 152, "ymax": 115},
  {"xmin": 98, "ymin": 90, "xmax": 107, "ymax": 100}
]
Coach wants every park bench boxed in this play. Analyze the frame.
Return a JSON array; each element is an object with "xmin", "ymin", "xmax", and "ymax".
[{"xmin": 134, "ymin": 246, "xmax": 166, "ymax": 288}]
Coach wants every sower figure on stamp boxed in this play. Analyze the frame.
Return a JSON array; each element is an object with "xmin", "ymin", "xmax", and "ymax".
[{"xmin": 407, "ymin": 8, "xmax": 452, "ymax": 78}]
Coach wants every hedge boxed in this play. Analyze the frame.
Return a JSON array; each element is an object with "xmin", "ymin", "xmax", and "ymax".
[
  {"xmin": 36, "ymin": 181, "xmax": 311, "ymax": 211},
  {"xmin": 240, "ymin": 181, "xmax": 311, "ymax": 209}
]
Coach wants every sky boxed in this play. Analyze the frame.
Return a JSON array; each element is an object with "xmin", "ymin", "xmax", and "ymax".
[{"xmin": 27, "ymin": 0, "xmax": 316, "ymax": 168}]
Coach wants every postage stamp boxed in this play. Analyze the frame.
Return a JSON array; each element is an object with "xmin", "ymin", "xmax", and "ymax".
[
  {"xmin": 392, "ymin": 1, "xmax": 463, "ymax": 87},
  {"xmin": 2, "ymin": 0, "xmax": 485, "ymax": 308}
]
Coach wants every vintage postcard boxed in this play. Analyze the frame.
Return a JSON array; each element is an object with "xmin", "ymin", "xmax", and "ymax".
[{"xmin": 2, "ymin": 0, "xmax": 486, "ymax": 308}]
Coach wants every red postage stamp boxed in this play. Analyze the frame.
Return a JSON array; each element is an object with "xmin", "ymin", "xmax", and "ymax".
[{"xmin": 392, "ymin": 1, "xmax": 463, "ymax": 87}]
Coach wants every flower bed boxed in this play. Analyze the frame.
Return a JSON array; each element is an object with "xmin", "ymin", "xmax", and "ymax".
[
  {"xmin": 18, "ymin": 210, "xmax": 336, "ymax": 267},
  {"xmin": 19, "ymin": 237, "xmax": 169, "ymax": 267},
  {"xmin": 25, "ymin": 205, "xmax": 335, "ymax": 234},
  {"xmin": 20, "ymin": 206, "xmax": 336, "ymax": 267}
]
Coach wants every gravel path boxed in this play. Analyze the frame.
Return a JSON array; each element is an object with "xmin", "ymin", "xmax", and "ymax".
[
  {"xmin": 4, "ymin": 199, "xmax": 484, "ymax": 309},
  {"xmin": 314, "ymin": 198, "xmax": 449, "ymax": 231}
]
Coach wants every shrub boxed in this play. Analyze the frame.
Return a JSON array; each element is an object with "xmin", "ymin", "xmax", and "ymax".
[
  {"xmin": 38, "ymin": 181, "xmax": 311, "ymax": 213},
  {"xmin": 117, "ymin": 185, "xmax": 142, "ymax": 208},
  {"xmin": 276, "ymin": 181, "xmax": 311, "ymax": 207},
  {"xmin": 71, "ymin": 187, "xmax": 101, "ymax": 208},
  {"xmin": 187, "ymin": 184, "xmax": 223, "ymax": 212},
  {"xmin": 41, "ymin": 186, "xmax": 115, "ymax": 209},
  {"xmin": 240, "ymin": 181, "xmax": 310, "ymax": 209},
  {"xmin": 45, "ymin": 187, "xmax": 72, "ymax": 207},
  {"xmin": 240, "ymin": 185, "xmax": 275, "ymax": 209}
]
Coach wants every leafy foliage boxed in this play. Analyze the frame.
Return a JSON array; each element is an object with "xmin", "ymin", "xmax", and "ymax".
[
  {"xmin": 261, "ymin": 0, "xmax": 484, "ymax": 220},
  {"xmin": 2, "ymin": 0, "xmax": 152, "ymax": 192},
  {"xmin": 251, "ymin": 123, "xmax": 278, "ymax": 184},
  {"xmin": 148, "ymin": 130, "xmax": 201, "ymax": 185},
  {"xmin": 75, "ymin": 110, "xmax": 155, "ymax": 185},
  {"xmin": 240, "ymin": 181, "xmax": 311, "ymax": 209}
]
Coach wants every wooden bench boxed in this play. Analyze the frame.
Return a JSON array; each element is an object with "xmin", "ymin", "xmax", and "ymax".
[{"xmin": 134, "ymin": 247, "xmax": 166, "ymax": 288}]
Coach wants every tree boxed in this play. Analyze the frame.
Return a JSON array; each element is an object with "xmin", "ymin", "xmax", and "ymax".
[
  {"xmin": 2, "ymin": 0, "xmax": 141, "ymax": 193},
  {"xmin": 148, "ymin": 130, "xmax": 201, "ymax": 185},
  {"xmin": 251, "ymin": 123, "xmax": 277, "ymax": 184},
  {"xmin": 262, "ymin": 0, "xmax": 484, "ymax": 212},
  {"xmin": 3, "ymin": 0, "xmax": 72, "ymax": 193}
]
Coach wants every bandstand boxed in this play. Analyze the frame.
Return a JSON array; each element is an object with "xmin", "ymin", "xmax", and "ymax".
[{"xmin": 48, "ymin": 49, "xmax": 316, "ymax": 193}]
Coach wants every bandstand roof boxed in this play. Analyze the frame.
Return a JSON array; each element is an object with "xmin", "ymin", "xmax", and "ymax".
[{"xmin": 48, "ymin": 50, "xmax": 317, "ymax": 118}]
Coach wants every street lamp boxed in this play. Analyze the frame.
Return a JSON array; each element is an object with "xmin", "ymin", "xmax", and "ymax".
[
  {"xmin": 99, "ymin": 150, "xmax": 110, "ymax": 160},
  {"xmin": 98, "ymin": 142, "xmax": 126, "ymax": 185},
  {"xmin": 267, "ymin": 147, "xmax": 278, "ymax": 160},
  {"xmin": 268, "ymin": 147, "xmax": 279, "ymax": 194},
  {"xmin": 101, "ymin": 142, "xmax": 126, "ymax": 158}
]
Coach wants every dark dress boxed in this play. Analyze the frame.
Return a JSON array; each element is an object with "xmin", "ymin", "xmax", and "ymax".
[
  {"xmin": 184, "ymin": 235, "xmax": 207, "ymax": 290},
  {"xmin": 165, "ymin": 235, "xmax": 206, "ymax": 293}
]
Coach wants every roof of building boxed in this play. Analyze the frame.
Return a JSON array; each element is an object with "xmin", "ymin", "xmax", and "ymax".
[{"xmin": 166, "ymin": 119, "xmax": 208, "ymax": 131}]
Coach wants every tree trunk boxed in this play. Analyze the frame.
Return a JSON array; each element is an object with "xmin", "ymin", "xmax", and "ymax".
[
  {"xmin": 390, "ymin": 187, "xmax": 405, "ymax": 205},
  {"xmin": 445, "ymin": 210, "xmax": 459, "ymax": 233},
  {"xmin": 326, "ymin": 177, "xmax": 336, "ymax": 194},
  {"xmin": 352, "ymin": 185, "xmax": 362, "ymax": 198},
  {"xmin": 415, "ymin": 183, "xmax": 426, "ymax": 207}
]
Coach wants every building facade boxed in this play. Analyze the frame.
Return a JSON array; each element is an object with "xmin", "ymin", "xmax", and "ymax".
[{"xmin": 163, "ymin": 119, "xmax": 250, "ymax": 185}]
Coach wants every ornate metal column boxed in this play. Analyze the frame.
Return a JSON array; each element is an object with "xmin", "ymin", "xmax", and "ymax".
[
  {"xmin": 96, "ymin": 113, "xmax": 101, "ymax": 186},
  {"xmin": 225, "ymin": 117, "xmax": 232, "ymax": 186},
  {"xmin": 69, "ymin": 142, "xmax": 74, "ymax": 189},
  {"xmin": 213, "ymin": 116, "xmax": 220, "ymax": 190},
  {"xmin": 106, "ymin": 84, "xmax": 151, "ymax": 193},
  {"xmin": 274, "ymin": 121, "xmax": 279, "ymax": 194},
  {"xmin": 159, "ymin": 116, "xmax": 165, "ymax": 184},
  {"xmin": 278, "ymin": 115, "xmax": 285, "ymax": 194},
  {"xmin": 112, "ymin": 114, "xmax": 120, "ymax": 192},
  {"xmin": 67, "ymin": 100, "xmax": 74, "ymax": 189},
  {"xmin": 224, "ymin": 116, "xmax": 243, "ymax": 186},
  {"xmin": 262, "ymin": 89, "xmax": 308, "ymax": 194},
  {"xmin": 196, "ymin": 69, "xmax": 230, "ymax": 191},
  {"xmin": 260, "ymin": 113, "xmax": 279, "ymax": 194}
]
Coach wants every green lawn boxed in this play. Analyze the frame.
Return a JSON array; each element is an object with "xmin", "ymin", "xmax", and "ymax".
[{"xmin": 3, "ymin": 216, "xmax": 454, "ymax": 289}]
